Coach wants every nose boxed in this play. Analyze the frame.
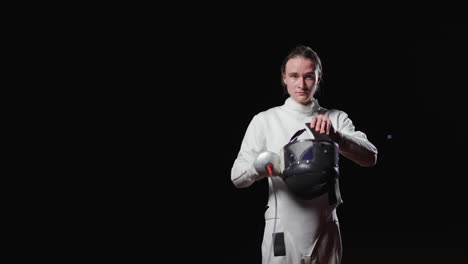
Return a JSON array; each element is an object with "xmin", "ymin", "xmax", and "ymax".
[{"xmin": 297, "ymin": 77, "xmax": 306, "ymax": 89}]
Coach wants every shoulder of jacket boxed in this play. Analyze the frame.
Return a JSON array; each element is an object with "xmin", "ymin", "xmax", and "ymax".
[{"xmin": 323, "ymin": 108, "xmax": 348, "ymax": 117}]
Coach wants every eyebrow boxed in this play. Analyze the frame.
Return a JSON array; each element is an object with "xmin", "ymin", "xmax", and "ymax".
[{"xmin": 288, "ymin": 72, "xmax": 315, "ymax": 76}]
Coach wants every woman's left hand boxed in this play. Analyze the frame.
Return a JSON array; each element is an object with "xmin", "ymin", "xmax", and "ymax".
[
  {"xmin": 310, "ymin": 114, "xmax": 333, "ymax": 135},
  {"xmin": 310, "ymin": 114, "xmax": 341, "ymax": 143}
]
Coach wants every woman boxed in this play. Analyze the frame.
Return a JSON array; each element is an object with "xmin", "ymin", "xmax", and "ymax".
[{"xmin": 231, "ymin": 45, "xmax": 378, "ymax": 264}]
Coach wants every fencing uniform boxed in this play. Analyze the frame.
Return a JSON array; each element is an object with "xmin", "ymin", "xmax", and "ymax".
[{"xmin": 231, "ymin": 97, "xmax": 377, "ymax": 264}]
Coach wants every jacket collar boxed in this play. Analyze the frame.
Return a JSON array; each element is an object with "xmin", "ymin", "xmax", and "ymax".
[{"xmin": 283, "ymin": 97, "xmax": 321, "ymax": 115}]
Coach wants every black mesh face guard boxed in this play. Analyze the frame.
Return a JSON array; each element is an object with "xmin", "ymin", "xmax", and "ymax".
[{"xmin": 281, "ymin": 139, "xmax": 339, "ymax": 201}]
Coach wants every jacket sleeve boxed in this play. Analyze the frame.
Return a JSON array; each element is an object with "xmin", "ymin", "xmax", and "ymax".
[
  {"xmin": 331, "ymin": 110, "xmax": 378, "ymax": 167},
  {"xmin": 231, "ymin": 114, "xmax": 267, "ymax": 188}
]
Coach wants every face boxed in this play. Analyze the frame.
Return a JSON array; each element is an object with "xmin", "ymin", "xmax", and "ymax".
[{"xmin": 282, "ymin": 57, "xmax": 320, "ymax": 105}]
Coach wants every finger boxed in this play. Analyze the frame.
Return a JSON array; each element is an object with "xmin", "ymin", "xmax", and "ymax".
[
  {"xmin": 314, "ymin": 114, "xmax": 326, "ymax": 131},
  {"xmin": 310, "ymin": 117, "xmax": 317, "ymax": 128},
  {"xmin": 320, "ymin": 120, "xmax": 327, "ymax": 134},
  {"xmin": 316, "ymin": 117, "xmax": 326, "ymax": 132},
  {"xmin": 315, "ymin": 117, "xmax": 324, "ymax": 132}
]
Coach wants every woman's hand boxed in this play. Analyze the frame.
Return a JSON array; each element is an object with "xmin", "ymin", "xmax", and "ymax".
[{"xmin": 310, "ymin": 114, "xmax": 342, "ymax": 143}]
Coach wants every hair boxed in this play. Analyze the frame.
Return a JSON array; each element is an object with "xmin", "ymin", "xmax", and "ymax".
[{"xmin": 280, "ymin": 45, "xmax": 323, "ymax": 93}]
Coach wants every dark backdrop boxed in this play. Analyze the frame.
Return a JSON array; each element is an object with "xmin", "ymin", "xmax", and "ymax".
[
  {"xmin": 166, "ymin": 23, "xmax": 467, "ymax": 263},
  {"xmin": 106, "ymin": 22, "xmax": 467, "ymax": 263}
]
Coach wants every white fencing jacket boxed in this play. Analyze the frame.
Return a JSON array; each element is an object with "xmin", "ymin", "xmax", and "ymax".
[{"xmin": 231, "ymin": 97, "xmax": 377, "ymax": 263}]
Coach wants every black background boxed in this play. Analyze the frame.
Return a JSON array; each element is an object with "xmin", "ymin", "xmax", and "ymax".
[{"xmin": 100, "ymin": 21, "xmax": 467, "ymax": 263}]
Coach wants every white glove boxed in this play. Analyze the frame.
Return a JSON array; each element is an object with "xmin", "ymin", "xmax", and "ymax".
[{"xmin": 253, "ymin": 151, "xmax": 281, "ymax": 177}]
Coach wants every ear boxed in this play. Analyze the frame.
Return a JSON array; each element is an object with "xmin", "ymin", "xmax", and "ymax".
[{"xmin": 282, "ymin": 72, "xmax": 287, "ymax": 85}]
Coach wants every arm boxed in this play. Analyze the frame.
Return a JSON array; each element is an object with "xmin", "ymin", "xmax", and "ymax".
[
  {"xmin": 311, "ymin": 111, "xmax": 378, "ymax": 167},
  {"xmin": 330, "ymin": 130, "xmax": 377, "ymax": 167},
  {"xmin": 231, "ymin": 115, "xmax": 267, "ymax": 188}
]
